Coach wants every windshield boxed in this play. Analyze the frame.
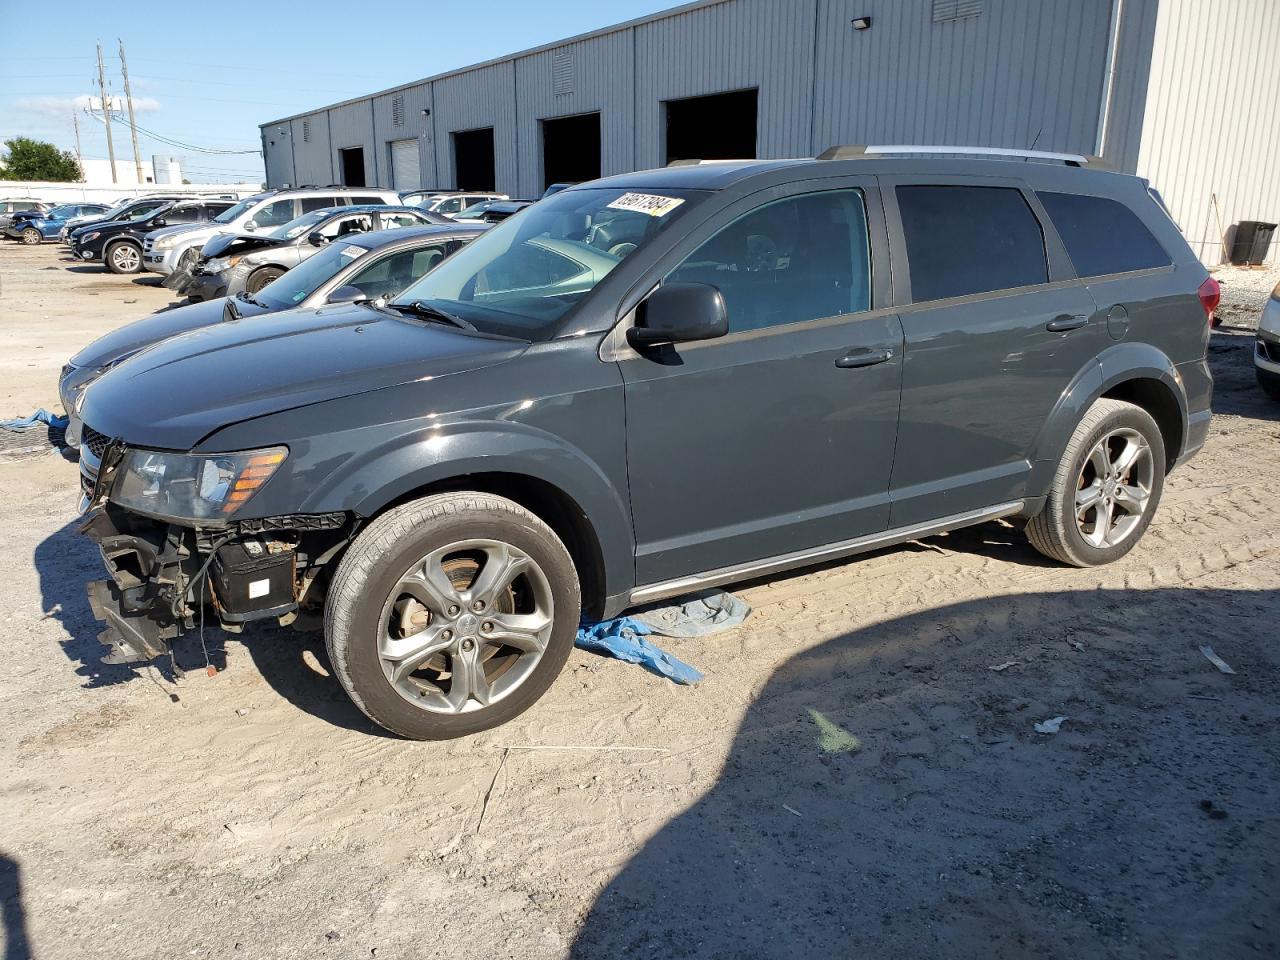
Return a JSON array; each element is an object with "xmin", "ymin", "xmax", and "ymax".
[
  {"xmin": 213, "ymin": 197, "xmax": 258, "ymax": 224},
  {"xmin": 253, "ymin": 241, "xmax": 368, "ymax": 309},
  {"xmin": 269, "ymin": 209, "xmax": 332, "ymax": 240},
  {"xmin": 456, "ymin": 201, "xmax": 494, "ymax": 219},
  {"xmin": 391, "ymin": 187, "xmax": 705, "ymax": 341}
]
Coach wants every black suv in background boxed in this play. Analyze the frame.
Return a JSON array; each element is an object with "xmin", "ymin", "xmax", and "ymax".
[
  {"xmin": 76, "ymin": 146, "xmax": 1214, "ymax": 740},
  {"xmin": 72, "ymin": 199, "xmax": 237, "ymax": 274}
]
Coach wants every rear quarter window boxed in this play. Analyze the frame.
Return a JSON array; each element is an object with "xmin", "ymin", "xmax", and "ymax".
[
  {"xmin": 896, "ymin": 185, "xmax": 1048, "ymax": 303},
  {"xmin": 1037, "ymin": 191, "xmax": 1171, "ymax": 278}
]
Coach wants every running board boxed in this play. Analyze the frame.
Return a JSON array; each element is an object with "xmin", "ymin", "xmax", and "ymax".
[{"xmin": 629, "ymin": 501, "xmax": 1025, "ymax": 605}]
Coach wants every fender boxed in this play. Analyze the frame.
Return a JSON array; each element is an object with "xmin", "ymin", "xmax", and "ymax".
[
  {"xmin": 1027, "ymin": 342, "xmax": 1188, "ymax": 495},
  {"xmin": 299, "ymin": 419, "xmax": 636, "ymax": 605}
]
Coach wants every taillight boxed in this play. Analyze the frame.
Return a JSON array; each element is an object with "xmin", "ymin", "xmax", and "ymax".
[{"xmin": 1198, "ymin": 276, "xmax": 1221, "ymax": 323}]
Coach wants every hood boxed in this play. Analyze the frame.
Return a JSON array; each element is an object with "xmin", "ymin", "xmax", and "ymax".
[
  {"xmin": 149, "ymin": 222, "xmax": 211, "ymax": 242},
  {"xmin": 201, "ymin": 232, "xmax": 285, "ymax": 259},
  {"xmin": 78, "ymin": 302, "xmax": 528, "ymax": 450},
  {"xmin": 70, "ymin": 296, "xmax": 271, "ymax": 370}
]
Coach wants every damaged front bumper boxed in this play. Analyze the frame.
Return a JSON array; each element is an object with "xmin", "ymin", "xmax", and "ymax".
[{"xmin": 79, "ymin": 441, "xmax": 354, "ymax": 665}]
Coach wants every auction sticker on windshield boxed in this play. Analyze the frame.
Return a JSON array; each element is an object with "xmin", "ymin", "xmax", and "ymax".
[
  {"xmin": 606, "ymin": 193, "xmax": 686, "ymax": 218},
  {"xmin": 338, "ymin": 244, "xmax": 367, "ymax": 260}
]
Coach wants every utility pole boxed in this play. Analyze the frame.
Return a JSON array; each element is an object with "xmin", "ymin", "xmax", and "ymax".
[
  {"xmin": 118, "ymin": 39, "xmax": 144, "ymax": 184},
  {"xmin": 95, "ymin": 41, "xmax": 118, "ymax": 183},
  {"xmin": 71, "ymin": 109, "xmax": 83, "ymax": 174}
]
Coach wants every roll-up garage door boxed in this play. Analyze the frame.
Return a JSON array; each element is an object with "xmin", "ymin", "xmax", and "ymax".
[{"xmin": 389, "ymin": 139, "xmax": 420, "ymax": 190}]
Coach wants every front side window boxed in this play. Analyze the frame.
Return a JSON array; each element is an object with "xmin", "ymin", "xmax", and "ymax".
[
  {"xmin": 433, "ymin": 196, "xmax": 465, "ymax": 214},
  {"xmin": 253, "ymin": 241, "xmax": 369, "ymax": 308},
  {"xmin": 269, "ymin": 210, "xmax": 331, "ymax": 240},
  {"xmin": 897, "ymin": 185, "xmax": 1048, "ymax": 303},
  {"xmin": 1037, "ymin": 191, "xmax": 1171, "ymax": 278},
  {"xmin": 48, "ymin": 205, "xmax": 78, "ymax": 219},
  {"xmin": 380, "ymin": 212, "xmax": 424, "ymax": 229},
  {"xmin": 252, "ymin": 198, "xmax": 296, "ymax": 228},
  {"xmin": 321, "ymin": 214, "xmax": 373, "ymax": 239},
  {"xmin": 165, "ymin": 205, "xmax": 203, "ymax": 224},
  {"xmin": 122, "ymin": 201, "xmax": 168, "ymax": 221},
  {"xmin": 393, "ymin": 187, "xmax": 706, "ymax": 341},
  {"xmin": 347, "ymin": 243, "xmax": 452, "ymax": 299},
  {"xmin": 667, "ymin": 189, "xmax": 872, "ymax": 333}
]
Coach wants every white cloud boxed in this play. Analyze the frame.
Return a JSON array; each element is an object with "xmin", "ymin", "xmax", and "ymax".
[{"xmin": 15, "ymin": 94, "xmax": 161, "ymax": 119}]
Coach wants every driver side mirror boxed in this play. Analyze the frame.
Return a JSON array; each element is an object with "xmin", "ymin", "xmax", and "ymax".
[
  {"xmin": 151, "ymin": 217, "xmax": 167, "ymax": 228},
  {"xmin": 627, "ymin": 282, "xmax": 728, "ymax": 349},
  {"xmin": 242, "ymin": 219, "xmax": 258, "ymax": 232},
  {"xmin": 326, "ymin": 284, "xmax": 365, "ymax": 305},
  {"xmin": 307, "ymin": 231, "xmax": 330, "ymax": 247}
]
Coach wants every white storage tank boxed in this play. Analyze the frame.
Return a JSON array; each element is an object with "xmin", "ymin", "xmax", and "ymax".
[{"xmin": 151, "ymin": 155, "xmax": 182, "ymax": 184}]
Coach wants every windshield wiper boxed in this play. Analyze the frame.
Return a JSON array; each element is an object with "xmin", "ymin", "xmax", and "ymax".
[{"xmin": 389, "ymin": 300, "xmax": 476, "ymax": 331}]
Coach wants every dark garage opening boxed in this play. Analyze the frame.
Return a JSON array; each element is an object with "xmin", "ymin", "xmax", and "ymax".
[
  {"xmin": 453, "ymin": 128, "xmax": 496, "ymax": 191},
  {"xmin": 664, "ymin": 88, "xmax": 758, "ymax": 165},
  {"xmin": 339, "ymin": 147, "xmax": 366, "ymax": 187},
  {"xmin": 541, "ymin": 112, "xmax": 601, "ymax": 190}
]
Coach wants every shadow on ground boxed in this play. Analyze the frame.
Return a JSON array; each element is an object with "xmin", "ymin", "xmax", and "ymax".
[
  {"xmin": 0, "ymin": 853, "xmax": 32, "ymax": 960},
  {"xmin": 571, "ymin": 586, "xmax": 1280, "ymax": 959}
]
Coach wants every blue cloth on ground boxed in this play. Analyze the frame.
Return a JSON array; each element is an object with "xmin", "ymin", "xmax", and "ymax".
[
  {"xmin": 574, "ymin": 590, "xmax": 752, "ymax": 685},
  {"xmin": 575, "ymin": 618, "xmax": 705, "ymax": 685},
  {"xmin": 1, "ymin": 409, "xmax": 68, "ymax": 431}
]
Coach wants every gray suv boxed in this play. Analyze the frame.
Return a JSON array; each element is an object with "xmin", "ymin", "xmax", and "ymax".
[{"xmin": 76, "ymin": 146, "xmax": 1214, "ymax": 740}]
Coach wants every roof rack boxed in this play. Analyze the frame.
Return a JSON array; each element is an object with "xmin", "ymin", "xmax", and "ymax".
[
  {"xmin": 666, "ymin": 158, "xmax": 757, "ymax": 167},
  {"xmin": 817, "ymin": 144, "xmax": 1110, "ymax": 168}
]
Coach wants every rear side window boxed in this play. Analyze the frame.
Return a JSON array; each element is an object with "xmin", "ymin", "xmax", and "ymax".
[
  {"xmin": 300, "ymin": 196, "xmax": 340, "ymax": 213},
  {"xmin": 352, "ymin": 195, "xmax": 384, "ymax": 205},
  {"xmin": 1037, "ymin": 191, "xmax": 1171, "ymax": 278},
  {"xmin": 897, "ymin": 186, "xmax": 1048, "ymax": 302}
]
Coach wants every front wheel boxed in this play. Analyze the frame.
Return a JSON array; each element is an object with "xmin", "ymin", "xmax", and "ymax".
[
  {"xmin": 246, "ymin": 266, "xmax": 284, "ymax": 294},
  {"xmin": 325, "ymin": 492, "xmax": 581, "ymax": 739},
  {"xmin": 105, "ymin": 241, "xmax": 142, "ymax": 274},
  {"xmin": 21, "ymin": 227, "xmax": 41, "ymax": 245},
  {"xmin": 1025, "ymin": 398, "xmax": 1165, "ymax": 567}
]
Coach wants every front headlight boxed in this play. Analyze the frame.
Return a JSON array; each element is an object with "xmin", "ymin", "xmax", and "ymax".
[
  {"xmin": 154, "ymin": 234, "xmax": 179, "ymax": 250},
  {"xmin": 82, "ymin": 231, "xmax": 100, "ymax": 242},
  {"xmin": 205, "ymin": 255, "xmax": 241, "ymax": 273},
  {"xmin": 111, "ymin": 447, "xmax": 287, "ymax": 522}
]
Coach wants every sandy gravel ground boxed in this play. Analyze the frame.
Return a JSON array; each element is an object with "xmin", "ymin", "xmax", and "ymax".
[{"xmin": 0, "ymin": 242, "xmax": 1277, "ymax": 959}]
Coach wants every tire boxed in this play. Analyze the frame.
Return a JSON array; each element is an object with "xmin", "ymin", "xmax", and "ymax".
[
  {"xmin": 246, "ymin": 266, "xmax": 284, "ymax": 294},
  {"xmin": 1258, "ymin": 367, "xmax": 1280, "ymax": 401},
  {"xmin": 21, "ymin": 227, "xmax": 41, "ymax": 245},
  {"xmin": 105, "ymin": 240, "xmax": 142, "ymax": 274},
  {"xmin": 1025, "ymin": 398, "xmax": 1166, "ymax": 567},
  {"xmin": 325, "ymin": 492, "xmax": 581, "ymax": 739}
]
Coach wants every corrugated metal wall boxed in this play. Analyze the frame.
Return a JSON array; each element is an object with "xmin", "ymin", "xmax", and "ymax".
[
  {"xmin": 813, "ymin": 0, "xmax": 1117, "ymax": 159},
  {"xmin": 260, "ymin": 0, "xmax": 1279, "ymax": 265},
  {"xmin": 264, "ymin": 0, "xmax": 1152, "ymax": 197},
  {"xmin": 1136, "ymin": 0, "xmax": 1280, "ymax": 264}
]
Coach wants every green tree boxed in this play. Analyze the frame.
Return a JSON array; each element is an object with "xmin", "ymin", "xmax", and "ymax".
[{"xmin": 0, "ymin": 137, "xmax": 83, "ymax": 182}]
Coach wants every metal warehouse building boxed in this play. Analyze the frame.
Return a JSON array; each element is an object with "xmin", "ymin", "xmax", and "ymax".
[{"xmin": 261, "ymin": 0, "xmax": 1280, "ymax": 265}]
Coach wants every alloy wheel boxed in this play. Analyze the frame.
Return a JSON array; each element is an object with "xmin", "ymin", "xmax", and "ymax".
[
  {"xmin": 112, "ymin": 245, "xmax": 140, "ymax": 271},
  {"xmin": 22, "ymin": 228, "xmax": 41, "ymax": 245},
  {"xmin": 1074, "ymin": 427, "xmax": 1154, "ymax": 549},
  {"xmin": 377, "ymin": 539, "xmax": 555, "ymax": 715}
]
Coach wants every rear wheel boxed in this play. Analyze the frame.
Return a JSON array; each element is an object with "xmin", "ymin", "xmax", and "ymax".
[
  {"xmin": 246, "ymin": 266, "xmax": 284, "ymax": 294},
  {"xmin": 1026, "ymin": 398, "xmax": 1165, "ymax": 567},
  {"xmin": 1258, "ymin": 367, "xmax": 1280, "ymax": 401},
  {"xmin": 325, "ymin": 492, "xmax": 580, "ymax": 739},
  {"xmin": 105, "ymin": 241, "xmax": 142, "ymax": 274},
  {"xmin": 21, "ymin": 227, "xmax": 41, "ymax": 245}
]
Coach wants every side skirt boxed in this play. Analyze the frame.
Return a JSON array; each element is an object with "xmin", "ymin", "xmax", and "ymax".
[{"xmin": 628, "ymin": 501, "xmax": 1025, "ymax": 606}]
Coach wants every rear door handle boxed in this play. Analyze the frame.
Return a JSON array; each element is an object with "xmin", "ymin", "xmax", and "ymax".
[
  {"xmin": 835, "ymin": 347, "xmax": 894, "ymax": 369},
  {"xmin": 1046, "ymin": 314, "xmax": 1089, "ymax": 332}
]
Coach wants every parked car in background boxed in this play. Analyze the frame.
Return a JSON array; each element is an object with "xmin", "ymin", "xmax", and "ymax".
[
  {"xmin": 181, "ymin": 204, "xmax": 445, "ymax": 301},
  {"xmin": 60, "ymin": 223, "xmax": 485, "ymax": 445},
  {"xmin": 143, "ymin": 186, "xmax": 402, "ymax": 280},
  {"xmin": 63, "ymin": 196, "xmax": 186, "ymax": 243},
  {"xmin": 1257, "ymin": 279, "xmax": 1280, "ymax": 399},
  {"xmin": 467, "ymin": 199, "xmax": 534, "ymax": 223},
  {"xmin": 453, "ymin": 199, "xmax": 506, "ymax": 222},
  {"xmin": 403, "ymin": 190, "xmax": 507, "ymax": 217},
  {"xmin": 74, "ymin": 147, "xmax": 1215, "ymax": 740},
  {"xmin": 71, "ymin": 199, "xmax": 237, "ymax": 274},
  {"xmin": 4, "ymin": 203, "xmax": 111, "ymax": 243},
  {"xmin": 0, "ymin": 198, "xmax": 50, "ymax": 231}
]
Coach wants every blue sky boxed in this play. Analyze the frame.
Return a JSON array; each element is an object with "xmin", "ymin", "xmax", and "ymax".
[{"xmin": 1, "ymin": 0, "xmax": 678, "ymax": 184}]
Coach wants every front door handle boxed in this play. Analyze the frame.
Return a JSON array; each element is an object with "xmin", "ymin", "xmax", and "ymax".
[
  {"xmin": 835, "ymin": 347, "xmax": 894, "ymax": 369},
  {"xmin": 1046, "ymin": 314, "xmax": 1089, "ymax": 332}
]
